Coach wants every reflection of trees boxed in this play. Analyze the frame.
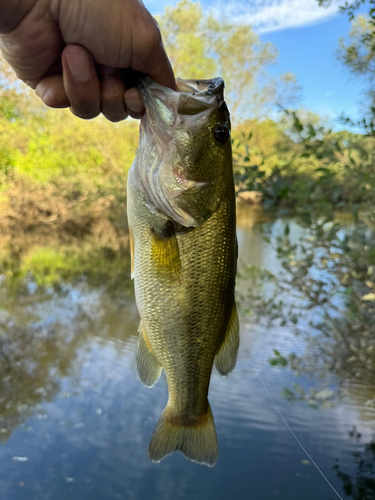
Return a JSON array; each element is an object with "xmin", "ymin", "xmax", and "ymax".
[
  {"xmin": 0, "ymin": 237, "xmax": 135, "ymax": 443},
  {"xmin": 244, "ymin": 217, "xmax": 375, "ymax": 409},
  {"xmin": 0, "ymin": 232, "xmax": 132, "ymax": 297},
  {"xmin": 333, "ymin": 428, "xmax": 375, "ymax": 500},
  {"xmin": 0, "ymin": 307, "xmax": 92, "ymax": 442}
]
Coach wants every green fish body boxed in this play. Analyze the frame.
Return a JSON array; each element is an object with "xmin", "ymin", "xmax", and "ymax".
[{"xmin": 127, "ymin": 77, "xmax": 239, "ymax": 466}]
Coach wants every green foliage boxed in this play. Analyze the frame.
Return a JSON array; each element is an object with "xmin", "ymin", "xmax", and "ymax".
[
  {"xmin": 157, "ymin": 1, "xmax": 216, "ymax": 79},
  {"xmin": 269, "ymin": 349, "xmax": 288, "ymax": 367},
  {"xmin": 0, "ymin": 53, "xmax": 139, "ymax": 221},
  {"xmin": 234, "ymin": 109, "xmax": 375, "ymax": 215},
  {"xmin": 242, "ymin": 215, "xmax": 375, "ymax": 407},
  {"xmin": 338, "ymin": 15, "xmax": 375, "ymax": 76},
  {"xmin": 158, "ymin": 0, "xmax": 299, "ymax": 119},
  {"xmin": 280, "ymin": 384, "xmax": 335, "ymax": 409},
  {"xmin": 319, "ymin": 0, "xmax": 375, "ymax": 21},
  {"xmin": 18, "ymin": 246, "xmax": 127, "ymax": 286},
  {"xmin": 0, "ymin": 0, "xmax": 301, "ymax": 221},
  {"xmin": 318, "ymin": 0, "xmax": 375, "ymax": 129},
  {"xmin": 0, "ymin": 104, "xmax": 139, "ymax": 184}
]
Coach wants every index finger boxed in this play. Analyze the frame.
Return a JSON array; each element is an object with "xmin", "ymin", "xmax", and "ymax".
[{"xmin": 130, "ymin": 10, "xmax": 177, "ymax": 91}]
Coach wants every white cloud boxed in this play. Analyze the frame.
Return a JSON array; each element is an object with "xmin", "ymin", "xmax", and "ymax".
[
  {"xmin": 209, "ymin": 0, "xmax": 339, "ymax": 33},
  {"xmin": 144, "ymin": 0, "xmax": 339, "ymax": 33}
]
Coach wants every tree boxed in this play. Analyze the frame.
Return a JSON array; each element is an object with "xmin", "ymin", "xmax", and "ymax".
[
  {"xmin": 318, "ymin": 0, "xmax": 375, "ymax": 130},
  {"xmin": 157, "ymin": 0, "xmax": 299, "ymax": 121},
  {"xmin": 318, "ymin": 0, "xmax": 374, "ymax": 20},
  {"xmin": 338, "ymin": 15, "xmax": 375, "ymax": 104}
]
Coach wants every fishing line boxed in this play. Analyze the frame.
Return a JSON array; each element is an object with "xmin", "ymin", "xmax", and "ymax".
[{"xmin": 239, "ymin": 352, "xmax": 344, "ymax": 500}]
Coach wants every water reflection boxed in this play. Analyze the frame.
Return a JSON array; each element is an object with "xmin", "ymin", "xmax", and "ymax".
[
  {"xmin": 333, "ymin": 428, "xmax": 375, "ymax": 500},
  {"xmin": 242, "ymin": 210, "xmax": 375, "ymax": 417},
  {"xmin": 0, "ymin": 208, "xmax": 374, "ymax": 499},
  {"xmin": 0, "ymin": 235, "xmax": 136, "ymax": 447}
]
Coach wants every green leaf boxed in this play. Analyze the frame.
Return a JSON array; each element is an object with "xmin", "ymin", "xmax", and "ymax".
[
  {"xmin": 282, "ymin": 388, "xmax": 295, "ymax": 400},
  {"xmin": 292, "ymin": 383, "xmax": 305, "ymax": 397}
]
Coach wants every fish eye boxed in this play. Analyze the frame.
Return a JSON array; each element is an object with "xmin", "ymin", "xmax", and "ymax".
[{"xmin": 214, "ymin": 124, "xmax": 230, "ymax": 145}]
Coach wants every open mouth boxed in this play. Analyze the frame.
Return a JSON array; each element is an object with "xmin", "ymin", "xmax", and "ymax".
[
  {"xmin": 176, "ymin": 78, "xmax": 225, "ymax": 114},
  {"xmin": 137, "ymin": 77, "xmax": 225, "ymax": 131},
  {"xmin": 134, "ymin": 77, "xmax": 226, "ymax": 228}
]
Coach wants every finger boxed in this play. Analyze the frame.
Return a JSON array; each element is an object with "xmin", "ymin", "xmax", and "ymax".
[
  {"xmin": 125, "ymin": 87, "xmax": 144, "ymax": 119},
  {"xmin": 0, "ymin": 26, "xmax": 63, "ymax": 85},
  {"xmin": 100, "ymin": 72, "xmax": 128, "ymax": 122},
  {"xmin": 62, "ymin": 44, "xmax": 100, "ymax": 120},
  {"xmin": 35, "ymin": 74, "xmax": 70, "ymax": 108},
  {"xmin": 147, "ymin": 43, "xmax": 176, "ymax": 91},
  {"xmin": 130, "ymin": 10, "xmax": 177, "ymax": 91}
]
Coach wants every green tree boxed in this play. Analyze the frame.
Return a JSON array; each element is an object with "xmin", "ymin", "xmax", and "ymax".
[
  {"xmin": 338, "ymin": 14, "xmax": 375, "ymax": 104},
  {"xmin": 158, "ymin": 0, "xmax": 299, "ymax": 120},
  {"xmin": 318, "ymin": 0, "xmax": 375, "ymax": 129},
  {"xmin": 318, "ymin": 0, "xmax": 374, "ymax": 20}
]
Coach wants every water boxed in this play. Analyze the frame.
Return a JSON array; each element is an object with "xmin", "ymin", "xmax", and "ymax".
[{"xmin": 0, "ymin": 207, "xmax": 374, "ymax": 500}]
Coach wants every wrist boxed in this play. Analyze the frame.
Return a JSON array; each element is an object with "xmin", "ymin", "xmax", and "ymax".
[{"xmin": 0, "ymin": 0, "xmax": 38, "ymax": 33}]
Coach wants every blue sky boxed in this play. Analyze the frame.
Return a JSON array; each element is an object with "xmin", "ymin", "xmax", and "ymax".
[{"xmin": 144, "ymin": 0, "xmax": 367, "ymax": 124}]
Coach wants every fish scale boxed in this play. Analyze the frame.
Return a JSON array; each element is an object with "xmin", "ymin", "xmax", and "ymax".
[{"xmin": 127, "ymin": 77, "xmax": 239, "ymax": 466}]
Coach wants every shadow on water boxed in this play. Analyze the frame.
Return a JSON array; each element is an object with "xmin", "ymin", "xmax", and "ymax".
[
  {"xmin": 0, "ymin": 206, "xmax": 374, "ymax": 499},
  {"xmin": 333, "ymin": 428, "xmax": 375, "ymax": 500}
]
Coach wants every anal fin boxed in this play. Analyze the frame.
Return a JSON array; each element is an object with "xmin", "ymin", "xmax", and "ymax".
[
  {"xmin": 215, "ymin": 302, "xmax": 239, "ymax": 376},
  {"xmin": 136, "ymin": 321, "xmax": 162, "ymax": 387}
]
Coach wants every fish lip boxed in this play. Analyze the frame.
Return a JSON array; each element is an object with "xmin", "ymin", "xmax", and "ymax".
[
  {"xmin": 137, "ymin": 77, "xmax": 225, "ymax": 124},
  {"xmin": 176, "ymin": 77, "xmax": 225, "ymax": 98},
  {"xmin": 137, "ymin": 76, "xmax": 224, "ymax": 97}
]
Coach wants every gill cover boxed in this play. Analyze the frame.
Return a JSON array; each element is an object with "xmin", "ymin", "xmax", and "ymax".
[{"xmin": 135, "ymin": 77, "xmax": 229, "ymax": 228}]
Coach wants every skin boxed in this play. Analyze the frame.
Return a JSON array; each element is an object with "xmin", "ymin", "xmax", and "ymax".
[{"xmin": 0, "ymin": 0, "xmax": 177, "ymax": 121}]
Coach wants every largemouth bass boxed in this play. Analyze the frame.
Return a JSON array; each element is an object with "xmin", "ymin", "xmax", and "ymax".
[{"xmin": 127, "ymin": 77, "xmax": 239, "ymax": 467}]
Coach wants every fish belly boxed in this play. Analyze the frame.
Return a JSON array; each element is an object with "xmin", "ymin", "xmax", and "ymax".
[{"xmin": 128, "ymin": 182, "xmax": 238, "ymax": 466}]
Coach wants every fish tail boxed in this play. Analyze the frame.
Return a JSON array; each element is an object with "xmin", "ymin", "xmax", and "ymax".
[{"xmin": 148, "ymin": 402, "xmax": 218, "ymax": 467}]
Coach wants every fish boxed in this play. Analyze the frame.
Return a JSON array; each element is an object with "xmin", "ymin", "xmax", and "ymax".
[{"xmin": 127, "ymin": 76, "xmax": 239, "ymax": 467}]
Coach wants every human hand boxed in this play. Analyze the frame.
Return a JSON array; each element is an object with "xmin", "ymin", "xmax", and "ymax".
[{"xmin": 0, "ymin": 0, "xmax": 176, "ymax": 121}]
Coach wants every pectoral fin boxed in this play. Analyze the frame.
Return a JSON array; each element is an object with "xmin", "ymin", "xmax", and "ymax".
[
  {"xmin": 151, "ymin": 225, "xmax": 181, "ymax": 277},
  {"xmin": 215, "ymin": 302, "xmax": 239, "ymax": 376},
  {"xmin": 136, "ymin": 321, "xmax": 162, "ymax": 387}
]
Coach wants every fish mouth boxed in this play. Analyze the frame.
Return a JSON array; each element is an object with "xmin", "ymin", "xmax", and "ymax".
[
  {"xmin": 135, "ymin": 77, "xmax": 226, "ymax": 227},
  {"xmin": 137, "ymin": 77, "xmax": 225, "ymax": 131},
  {"xmin": 175, "ymin": 78, "xmax": 225, "ymax": 114}
]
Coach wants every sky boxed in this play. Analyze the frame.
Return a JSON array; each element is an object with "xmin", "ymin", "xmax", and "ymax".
[{"xmin": 144, "ymin": 0, "xmax": 367, "ymax": 125}]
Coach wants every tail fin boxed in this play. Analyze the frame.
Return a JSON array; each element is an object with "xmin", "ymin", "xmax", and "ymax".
[{"xmin": 148, "ymin": 402, "xmax": 218, "ymax": 467}]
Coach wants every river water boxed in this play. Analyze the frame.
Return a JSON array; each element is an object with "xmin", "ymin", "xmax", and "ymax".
[{"xmin": 0, "ymin": 207, "xmax": 374, "ymax": 500}]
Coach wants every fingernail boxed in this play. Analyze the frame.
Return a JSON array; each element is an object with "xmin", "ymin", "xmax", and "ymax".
[
  {"xmin": 125, "ymin": 88, "xmax": 145, "ymax": 114},
  {"xmin": 35, "ymin": 86, "xmax": 43, "ymax": 99},
  {"xmin": 66, "ymin": 48, "xmax": 92, "ymax": 83}
]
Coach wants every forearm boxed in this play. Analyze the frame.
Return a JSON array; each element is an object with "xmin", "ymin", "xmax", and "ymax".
[{"xmin": 0, "ymin": 0, "xmax": 38, "ymax": 33}]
